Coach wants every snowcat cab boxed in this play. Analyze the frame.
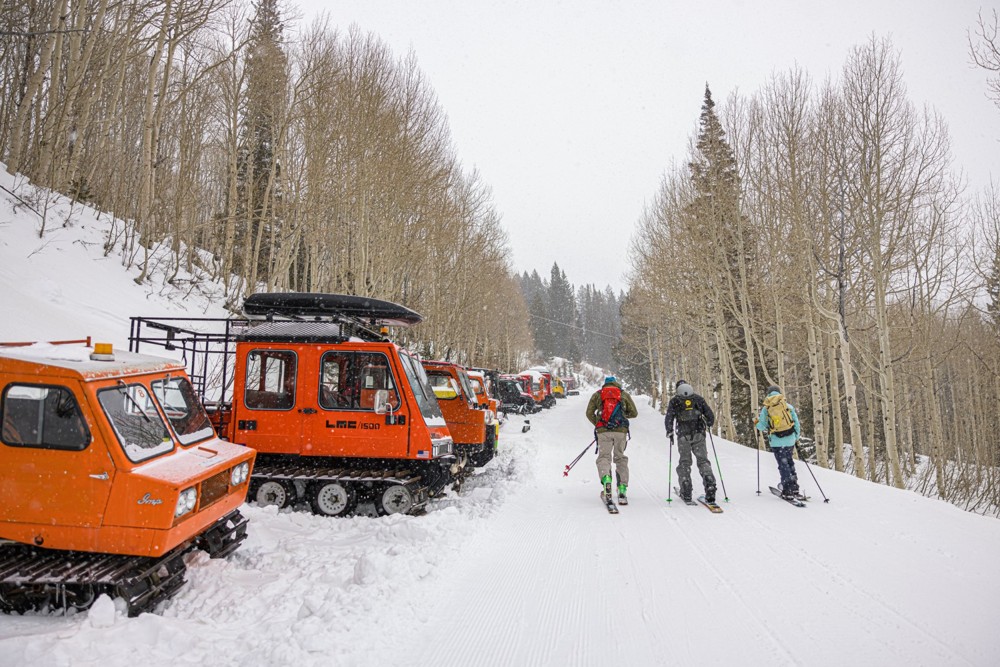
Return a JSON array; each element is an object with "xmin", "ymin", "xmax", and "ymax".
[
  {"xmin": 422, "ymin": 360, "xmax": 496, "ymax": 468},
  {"xmin": 552, "ymin": 377, "xmax": 566, "ymax": 398},
  {"xmin": 0, "ymin": 339, "xmax": 253, "ymax": 616},
  {"xmin": 129, "ymin": 293, "xmax": 455, "ymax": 518},
  {"xmin": 520, "ymin": 369, "xmax": 556, "ymax": 409},
  {"xmin": 499, "ymin": 375, "xmax": 538, "ymax": 415},
  {"xmin": 466, "ymin": 369, "xmax": 502, "ymax": 443}
]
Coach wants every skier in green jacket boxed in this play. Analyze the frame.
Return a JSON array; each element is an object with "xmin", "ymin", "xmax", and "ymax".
[{"xmin": 586, "ymin": 376, "xmax": 638, "ymax": 504}]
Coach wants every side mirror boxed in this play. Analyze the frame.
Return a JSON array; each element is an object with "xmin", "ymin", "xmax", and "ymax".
[
  {"xmin": 432, "ymin": 386, "xmax": 458, "ymax": 400},
  {"xmin": 373, "ymin": 389, "xmax": 389, "ymax": 414}
]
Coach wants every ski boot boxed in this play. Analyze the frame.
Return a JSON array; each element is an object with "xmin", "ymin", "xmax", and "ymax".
[
  {"xmin": 617, "ymin": 483, "xmax": 628, "ymax": 506},
  {"xmin": 679, "ymin": 481, "xmax": 692, "ymax": 504},
  {"xmin": 704, "ymin": 486, "xmax": 716, "ymax": 504},
  {"xmin": 778, "ymin": 483, "xmax": 801, "ymax": 500},
  {"xmin": 601, "ymin": 475, "xmax": 613, "ymax": 502}
]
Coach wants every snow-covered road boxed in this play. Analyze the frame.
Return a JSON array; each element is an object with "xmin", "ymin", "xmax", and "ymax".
[{"xmin": 383, "ymin": 394, "xmax": 1000, "ymax": 667}]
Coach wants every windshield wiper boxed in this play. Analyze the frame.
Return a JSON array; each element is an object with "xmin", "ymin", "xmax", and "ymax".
[{"xmin": 117, "ymin": 380, "xmax": 151, "ymax": 423}]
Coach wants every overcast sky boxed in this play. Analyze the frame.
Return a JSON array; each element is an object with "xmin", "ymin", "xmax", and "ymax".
[{"xmin": 295, "ymin": 0, "xmax": 1000, "ymax": 293}]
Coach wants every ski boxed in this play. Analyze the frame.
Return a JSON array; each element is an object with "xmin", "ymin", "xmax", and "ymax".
[
  {"xmin": 769, "ymin": 486, "xmax": 806, "ymax": 508},
  {"xmin": 601, "ymin": 492, "xmax": 619, "ymax": 514},
  {"xmin": 672, "ymin": 487, "xmax": 697, "ymax": 506},
  {"xmin": 697, "ymin": 495, "xmax": 724, "ymax": 513}
]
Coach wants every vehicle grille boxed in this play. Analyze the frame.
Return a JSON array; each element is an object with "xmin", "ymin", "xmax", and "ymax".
[{"xmin": 200, "ymin": 469, "xmax": 231, "ymax": 509}]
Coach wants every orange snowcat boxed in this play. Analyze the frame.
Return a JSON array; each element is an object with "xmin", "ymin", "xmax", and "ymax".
[
  {"xmin": 0, "ymin": 338, "xmax": 253, "ymax": 616},
  {"xmin": 422, "ymin": 360, "xmax": 496, "ymax": 468},
  {"xmin": 129, "ymin": 293, "xmax": 456, "ymax": 518},
  {"xmin": 519, "ymin": 369, "xmax": 556, "ymax": 409},
  {"xmin": 466, "ymin": 368, "xmax": 502, "ymax": 442}
]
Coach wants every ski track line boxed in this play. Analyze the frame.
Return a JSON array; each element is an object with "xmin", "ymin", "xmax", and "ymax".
[
  {"xmin": 609, "ymin": 507, "xmax": 676, "ymax": 666},
  {"xmin": 415, "ymin": 484, "xmax": 602, "ymax": 664},
  {"xmin": 697, "ymin": 501, "xmax": 968, "ymax": 665},
  {"xmin": 683, "ymin": 503, "xmax": 899, "ymax": 664},
  {"xmin": 630, "ymin": 478, "xmax": 798, "ymax": 666},
  {"xmin": 730, "ymin": 503, "xmax": 977, "ymax": 666}
]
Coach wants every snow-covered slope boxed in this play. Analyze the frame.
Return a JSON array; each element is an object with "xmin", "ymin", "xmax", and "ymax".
[
  {"xmin": 0, "ymin": 167, "xmax": 229, "ymax": 346},
  {"xmin": 2, "ymin": 172, "xmax": 999, "ymax": 666}
]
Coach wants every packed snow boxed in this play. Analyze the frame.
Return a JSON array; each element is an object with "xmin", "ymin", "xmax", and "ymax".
[{"xmin": 2, "ymin": 171, "xmax": 1000, "ymax": 666}]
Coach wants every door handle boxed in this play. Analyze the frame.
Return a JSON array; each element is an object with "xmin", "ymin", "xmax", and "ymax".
[
  {"xmin": 89, "ymin": 472, "xmax": 109, "ymax": 480},
  {"xmin": 300, "ymin": 407, "xmax": 317, "ymax": 414}
]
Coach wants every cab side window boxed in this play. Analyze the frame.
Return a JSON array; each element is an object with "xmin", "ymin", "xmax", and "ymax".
[
  {"xmin": 319, "ymin": 352, "xmax": 400, "ymax": 411},
  {"xmin": 1, "ymin": 384, "xmax": 90, "ymax": 451},
  {"xmin": 245, "ymin": 350, "xmax": 297, "ymax": 410}
]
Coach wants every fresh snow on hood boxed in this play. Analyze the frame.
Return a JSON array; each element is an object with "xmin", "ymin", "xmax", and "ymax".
[{"xmin": 2, "ymin": 168, "xmax": 1000, "ymax": 666}]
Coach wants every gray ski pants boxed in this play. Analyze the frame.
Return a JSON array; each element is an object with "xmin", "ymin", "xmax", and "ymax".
[
  {"xmin": 596, "ymin": 430, "xmax": 629, "ymax": 486},
  {"xmin": 676, "ymin": 431, "xmax": 715, "ymax": 495}
]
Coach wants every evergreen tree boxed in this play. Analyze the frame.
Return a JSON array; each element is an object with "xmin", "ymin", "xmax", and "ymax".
[
  {"xmin": 548, "ymin": 263, "xmax": 578, "ymax": 359},
  {"xmin": 235, "ymin": 0, "xmax": 288, "ymax": 286},
  {"xmin": 988, "ymin": 245, "xmax": 1000, "ymax": 334},
  {"xmin": 687, "ymin": 84, "xmax": 757, "ymax": 443},
  {"xmin": 614, "ymin": 288, "xmax": 653, "ymax": 392},
  {"xmin": 575, "ymin": 283, "xmax": 620, "ymax": 368}
]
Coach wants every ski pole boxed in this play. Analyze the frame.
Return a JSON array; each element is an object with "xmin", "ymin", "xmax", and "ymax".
[
  {"xmin": 563, "ymin": 438, "xmax": 597, "ymax": 476},
  {"xmin": 666, "ymin": 430, "xmax": 674, "ymax": 502},
  {"xmin": 796, "ymin": 442, "xmax": 830, "ymax": 503},
  {"xmin": 755, "ymin": 428, "xmax": 765, "ymax": 496},
  {"xmin": 705, "ymin": 426, "xmax": 729, "ymax": 502}
]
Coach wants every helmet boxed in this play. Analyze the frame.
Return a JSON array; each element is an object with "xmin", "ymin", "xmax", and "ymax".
[
  {"xmin": 604, "ymin": 375, "xmax": 616, "ymax": 385},
  {"xmin": 675, "ymin": 378, "xmax": 687, "ymax": 390},
  {"xmin": 676, "ymin": 382, "xmax": 694, "ymax": 398},
  {"xmin": 766, "ymin": 385, "xmax": 781, "ymax": 395}
]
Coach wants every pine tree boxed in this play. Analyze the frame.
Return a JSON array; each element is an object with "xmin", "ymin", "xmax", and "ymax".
[
  {"xmin": 548, "ymin": 263, "xmax": 578, "ymax": 359},
  {"xmin": 235, "ymin": 0, "xmax": 288, "ymax": 287},
  {"xmin": 614, "ymin": 288, "xmax": 654, "ymax": 391},
  {"xmin": 687, "ymin": 84, "xmax": 757, "ymax": 444},
  {"xmin": 988, "ymin": 245, "xmax": 1000, "ymax": 334}
]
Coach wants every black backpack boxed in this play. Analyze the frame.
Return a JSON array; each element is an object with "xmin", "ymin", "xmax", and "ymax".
[{"xmin": 675, "ymin": 396, "xmax": 703, "ymax": 432}]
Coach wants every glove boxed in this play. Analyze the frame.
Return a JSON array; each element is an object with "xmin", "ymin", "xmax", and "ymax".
[{"xmin": 667, "ymin": 433, "xmax": 674, "ymax": 445}]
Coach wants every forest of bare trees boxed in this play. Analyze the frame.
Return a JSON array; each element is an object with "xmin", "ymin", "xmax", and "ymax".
[
  {"xmin": 0, "ymin": 0, "xmax": 534, "ymax": 371},
  {"xmin": 623, "ymin": 35, "xmax": 1000, "ymax": 515},
  {"xmin": 4, "ymin": 3, "xmax": 999, "ymax": 514}
]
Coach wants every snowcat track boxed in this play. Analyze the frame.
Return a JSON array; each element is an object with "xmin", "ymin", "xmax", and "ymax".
[
  {"xmin": 196, "ymin": 509, "xmax": 250, "ymax": 558},
  {"xmin": 252, "ymin": 460, "xmax": 430, "ymax": 514},
  {"xmin": 0, "ymin": 542, "xmax": 187, "ymax": 617},
  {"xmin": 0, "ymin": 509, "xmax": 248, "ymax": 617}
]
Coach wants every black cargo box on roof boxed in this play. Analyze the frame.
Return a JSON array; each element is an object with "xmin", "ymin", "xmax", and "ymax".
[{"xmin": 242, "ymin": 292, "xmax": 423, "ymax": 326}]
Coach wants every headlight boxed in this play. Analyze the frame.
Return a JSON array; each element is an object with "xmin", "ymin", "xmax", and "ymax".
[
  {"xmin": 484, "ymin": 409, "xmax": 497, "ymax": 426},
  {"xmin": 431, "ymin": 433, "xmax": 454, "ymax": 457},
  {"xmin": 230, "ymin": 462, "xmax": 250, "ymax": 485},
  {"xmin": 175, "ymin": 487, "xmax": 197, "ymax": 517}
]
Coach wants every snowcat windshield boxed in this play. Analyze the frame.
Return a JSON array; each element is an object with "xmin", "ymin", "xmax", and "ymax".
[
  {"xmin": 399, "ymin": 353, "xmax": 443, "ymax": 421},
  {"xmin": 98, "ymin": 383, "xmax": 174, "ymax": 462},
  {"xmin": 150, "ymin": 376, "xmax": 214, "ymax": 445}
]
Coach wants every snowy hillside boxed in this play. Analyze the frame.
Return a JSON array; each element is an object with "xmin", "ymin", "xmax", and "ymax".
[
  {"xmin": 2, "ymin": 173, "xmax": 1000, "ymax": 666},
  {"xmin": 0, "ymin": 168, "xmax": 230, "ymax": 346}
]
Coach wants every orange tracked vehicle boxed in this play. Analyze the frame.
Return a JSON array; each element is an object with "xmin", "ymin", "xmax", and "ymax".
[
  {"xmin": 0, "ymin": 338, "xmax": 253, "ymax": 616},
  {"xmin": 422, "ymin": 361, "xmax": 497, "ymax": 468},
  {"xmin": 129, "ymin": 293, "xmax": 456, "ymax": 517},
  {"xmin": 519, "ymin": 369, "xmax": 556, "ymax": 408}
]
